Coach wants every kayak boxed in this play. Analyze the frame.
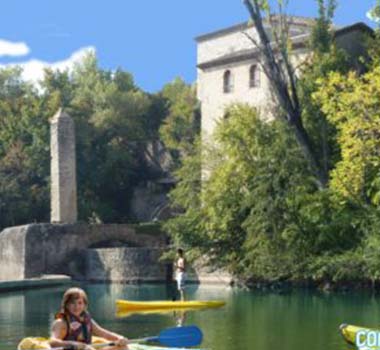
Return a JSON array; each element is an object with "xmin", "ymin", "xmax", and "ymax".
[
  {"xmin": 116, "ymin": 299, "xmax": 226, "ymax": 311},
  {"xmin": 116, "ymin": 308, "xmax": 192, "ymax": 318},
  {"xmin": 340, "ymin": 323, "xmax": 365, "ymax": 345},
  {"xmin": 340, "ymin": 323, "xmax": 380, "ymax": 349},
  {"xmin": 17, "ymin": 337, "xmax": 204, "ymax": 350}
]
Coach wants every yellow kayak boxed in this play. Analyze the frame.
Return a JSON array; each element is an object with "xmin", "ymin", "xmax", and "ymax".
[
  {"xmin": 18, "ymin": 337, "xmax": 203, "ymax": 350},
  {"xmin": 116, "ymin": 299, "xmax": 226, "ymax": 311},
  {"xmin": 340, "ymin": 323, "xmax": 380, "ymax": 348},
  {"xmin": 18, "ymin": 336, "xmax": 109, "ymax": 349}
]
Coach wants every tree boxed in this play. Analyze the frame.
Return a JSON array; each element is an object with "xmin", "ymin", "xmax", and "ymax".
[
  {"xmin": 159, "ymin": 78, "xmax": 200, "ymax": 168},
  {"xmin": 314, "ymin": 67, "xmax": 380, "ymax": 206},
  {"xmin": 367, "ymin": 0, "xmax": 380, "ymax": 26},
  {"xmin": 165, "ymin": 103, "xmax": 363, "ymax": 280},
  {"xmin": 0, "ymin": 68, "xmax": 50, "ymax": 229},
  {"xmin": 64, "ymin": 53, "xmax": 161, "ymax": 222},
  {"xmin": 0, "ymin": 51, "xmax": 177, "ymax": 228},
  {"xmin": 242, "ymin": 0, "xmax": 337, "ymax": 188}
]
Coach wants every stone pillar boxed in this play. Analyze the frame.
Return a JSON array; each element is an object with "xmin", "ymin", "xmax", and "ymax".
[{"xmin": 50, "ymin": 109, "xmax": 77, "ymax": 223}]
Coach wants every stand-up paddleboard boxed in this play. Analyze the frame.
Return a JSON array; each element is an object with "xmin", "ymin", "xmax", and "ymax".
[{"xmin": 116, "ymin": 299, "xmax": 226, "ymax": 311}]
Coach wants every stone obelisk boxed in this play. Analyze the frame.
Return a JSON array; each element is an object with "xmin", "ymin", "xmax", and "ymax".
[{"xmin": 50, "ymin": 108, "xmax": 77, "ymax": 223}]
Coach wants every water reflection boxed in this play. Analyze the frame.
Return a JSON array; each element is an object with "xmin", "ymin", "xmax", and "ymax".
[
  {"xmin": 0, "ymin": 292, "xmax": 25, "ymax": 347},
  {"xmin": 173, "ymin": 310, "xmax": 187, "ymax": 327},
  {"xmin": 2, "ymin": 284, "xmax": 380, "ymax": 350},
  {"xmin": 0, "ymin": 286, "xmax": 67, "ymax": 349}
]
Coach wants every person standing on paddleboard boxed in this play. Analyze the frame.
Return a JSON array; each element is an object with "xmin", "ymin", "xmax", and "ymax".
[
  {"xmin": 50, "ymin": 287, "xmax": 128, "ymax": 350},
  {"xmin": 174, "ymin": 248, "xmax": 186, "ymax": 301}
]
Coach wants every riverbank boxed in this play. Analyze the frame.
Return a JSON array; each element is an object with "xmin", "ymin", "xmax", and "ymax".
[
  {"xmin": 240, "ymin": 278, "xmax": 380, "ymax": 293},
  {"xmin": 0, "ymin": 274, "xmax": 72, "ymax": 292}
]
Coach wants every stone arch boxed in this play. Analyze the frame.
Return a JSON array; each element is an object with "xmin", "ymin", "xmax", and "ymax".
[{"xmin": 0, "ymin": 223, "xmax": 167, "ymax": 280}]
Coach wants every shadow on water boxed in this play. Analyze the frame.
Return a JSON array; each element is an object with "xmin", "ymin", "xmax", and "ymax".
[{"xmin": 2, "ymin": 284, "xmax": 380, "ymax": 350}]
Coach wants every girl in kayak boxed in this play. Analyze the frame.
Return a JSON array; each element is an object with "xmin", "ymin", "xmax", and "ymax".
[
  {"xmin": 174, "ymin": 248, "xmax": 186, "ymax": 301},
  {"xmin": 50, "ymin": 287, "xmax": 128, "ymax": 350}
]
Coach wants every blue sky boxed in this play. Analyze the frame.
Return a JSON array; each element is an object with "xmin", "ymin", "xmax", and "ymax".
[{"xmin": 0, "ymin": 0, "xmax": 376, "ymax": 92}]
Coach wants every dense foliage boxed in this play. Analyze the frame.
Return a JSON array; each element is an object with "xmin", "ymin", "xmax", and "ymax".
[
  {"xmin": 0, "ymin": 68, "xmax": 50, "ymax": 227},
  {"xmin": 0, "ymin": 55, "xmax": 195, "ymax": 229},
  {"xmin": 158, "ymin": 77, "xmax": 200, "ymax": 169},
  {"xmin": 164, "ymin": 1, "xmax": 380, "ymax": 287}
]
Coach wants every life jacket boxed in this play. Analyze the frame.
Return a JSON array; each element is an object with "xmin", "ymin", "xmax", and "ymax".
[{"xmin": 56, "ymin": 311, "xmax": 92, "ymax": 344}]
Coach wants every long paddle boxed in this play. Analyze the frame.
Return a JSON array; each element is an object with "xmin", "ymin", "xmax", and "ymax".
[
  {"xmin": 99, "ymin": 325, "xmax": 203, "ymax": 348},
  {"xmin": 19, "ymin": 325, "xmax": 203, "ymax": 350}
]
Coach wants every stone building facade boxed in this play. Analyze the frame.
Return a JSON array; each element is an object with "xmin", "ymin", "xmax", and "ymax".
[{"xmin": 196, "ymin": 17, "xmax": 372, "ymax": 140}]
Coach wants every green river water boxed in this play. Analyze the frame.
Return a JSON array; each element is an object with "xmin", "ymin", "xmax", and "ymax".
[{"xmin": 0, "ymin": 283, "xmax": 379, "ymax": 350}]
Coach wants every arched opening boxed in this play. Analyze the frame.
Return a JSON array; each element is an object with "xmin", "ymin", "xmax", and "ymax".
[
  {"xmin": 223, "ymin": 70, "xmax": 233, "ymax": 93},
  {"xmin": 249, "ymin": 64, "xmax": 260, "ymax": 88}
]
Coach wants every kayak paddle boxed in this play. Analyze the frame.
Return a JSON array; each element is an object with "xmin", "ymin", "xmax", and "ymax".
[
  {"xmin": 131, "ymin": 325, "xmax": 203, "ymax": 347},
  {"xmin": 97, "ymin": 325, "xmax": 203, "ymax": 348},
  {"xmin": 18, "ymin": 325, "xmax": 203, "ymax": 350}
]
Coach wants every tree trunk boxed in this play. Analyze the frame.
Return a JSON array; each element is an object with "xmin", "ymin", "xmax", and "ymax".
[{"xmin": 243, "ymin": 0, "xmax": 328, "ymax": 189}]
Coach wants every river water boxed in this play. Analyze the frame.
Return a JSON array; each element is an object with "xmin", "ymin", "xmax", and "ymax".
[{"xmin": 0, "ymin": 283, "xmax": 379, "ymax": 350}]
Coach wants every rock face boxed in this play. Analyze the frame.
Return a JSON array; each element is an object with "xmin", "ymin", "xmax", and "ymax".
[
  {"xmin": 187, "ymin": 256, "xmax": 234, "ymax": 285},
  {"xmin": 50, "ymin": 109, "xmax": 77, "ymax": 223}
]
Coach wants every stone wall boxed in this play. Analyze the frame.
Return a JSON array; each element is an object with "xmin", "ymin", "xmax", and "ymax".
[
  {"xmin": 197, "ymin": 26, "xmax": 257, "ymax": 66},
  {"xmin": 197, "ymin": 22, "xmax": 370, "ymax": 140},
  {"xmin": 197, "ymin": 41, "xmax": 309, "ymax": 138},
  {"xmin": 0, "ymin": 223, "xmax": 166, "ymax": 281},
  {"xmin": 0, "ymin": 223, "xmax": 234, "ymax": 285},
  {"xmin": 197, "ymin": 58, "xmax": 276, "ymax": 138},
  {"xmin": 0, "ymin": 225, "xmax": 27, "ymax": 280},
  {"xmin": 85, "ymin": 247, "xmax": 168, "ymax": 282},
  {"xmin": 196, "ymin": 19, "xmax": 311, "ymax": 65}
]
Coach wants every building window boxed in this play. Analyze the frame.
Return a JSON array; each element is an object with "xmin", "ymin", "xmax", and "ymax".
[
  {"xmin": 249, "ymin": 65, "xmax": 260, "ymax": 88},
  {"xmin": 223, "ymin": 70, "xmax": 233, "ymax": 93}
]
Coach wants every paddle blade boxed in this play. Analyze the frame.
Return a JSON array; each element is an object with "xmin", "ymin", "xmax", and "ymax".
[{"xmin": 157, "ymin": 325, "xmax": 203, "ymax": 347}]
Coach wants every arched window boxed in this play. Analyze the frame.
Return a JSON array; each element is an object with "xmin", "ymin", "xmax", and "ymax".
[
  {"xmin": 223, "ymin": 70, "xmax": 233, "ymax": 93},
  {"xmin": 249, "ymin": 64, "xmax": 260, "ymax": 88}
]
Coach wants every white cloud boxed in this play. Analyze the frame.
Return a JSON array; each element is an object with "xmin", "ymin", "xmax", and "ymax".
[
  {"xmin": 0, "ymin": 39, "xmax": 30, "ymax": 57},
  {"xmin": 0, "ymin": 46, "xmax": 95, "ymax": 83}
]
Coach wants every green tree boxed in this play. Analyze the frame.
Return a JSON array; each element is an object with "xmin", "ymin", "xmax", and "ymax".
[
  {"xmin": 0, "ymin": 68, "xmax": 50, "ymax": 229},
  {"xmin": 64, "ymin": 53, "xmax": 162, "ymax": 222},
  {"xmin": 0, "ymin": 52, "xmax": 170, "ymax": 229},
  {"xmin": 314, "ymin": 67, "xmax": 380, "ymax": 206},
  {"xmin": 165, "ymin": 102, "xmax": 363, "ymax": 281},
  {"xmin": 298, "ymin": 4, "xmax": 351, "ymax": 178},
  {"xmin": 367, "ymin": 0, "xmax": 380, "ymax": 26},
  {"xmin": 242, "ymin": 0, "xmax": 338, "ymax": 188},
  {"xmin": 159, "ymin": 78, "xmax": 200, "ymax": 168}
]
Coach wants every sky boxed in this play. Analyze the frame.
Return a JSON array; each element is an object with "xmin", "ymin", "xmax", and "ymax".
[{"xmin": 0, "ymin": 0, "xmax": 377, "ymax": 93}]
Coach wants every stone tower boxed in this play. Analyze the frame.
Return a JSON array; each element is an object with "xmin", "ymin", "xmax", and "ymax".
[{"xmin": 50, "ymin": 108, "xmax": 77, "ymax": 223}]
